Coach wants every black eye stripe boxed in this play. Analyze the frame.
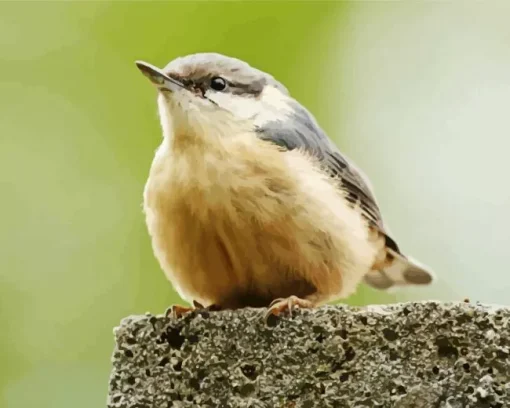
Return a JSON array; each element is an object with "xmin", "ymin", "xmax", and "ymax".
[{"xmin": 168, "ymin": 74, "xmax": 266, "ymax": 96}]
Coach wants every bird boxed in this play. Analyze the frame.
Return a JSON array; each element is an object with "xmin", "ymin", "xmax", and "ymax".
[{"xmin": 135, "ymin": 53, "xmax": 434, "ymax": 321}]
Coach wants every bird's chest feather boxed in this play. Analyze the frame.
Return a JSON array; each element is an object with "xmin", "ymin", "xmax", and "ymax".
[
  {"xmin": 143, "ymin": 135, "xmax": 374, "ymax": 307},
  {"xmin": 143, "ymin": 137, "xmax": 293, "ymax": 305}
]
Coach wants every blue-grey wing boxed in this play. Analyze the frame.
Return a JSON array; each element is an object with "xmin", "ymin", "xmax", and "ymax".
[{"xmin": 255, "ymin": 101, "xmax": 400, "ymax": 253}]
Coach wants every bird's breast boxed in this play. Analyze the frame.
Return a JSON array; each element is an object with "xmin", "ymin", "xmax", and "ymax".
[
  {"xmin": 143, "ymin": 135, "xmax": 295, "ymax": 305},
  {"xmin": 143, "ymin": 135, "xmax": 377, "ymax": 307}
]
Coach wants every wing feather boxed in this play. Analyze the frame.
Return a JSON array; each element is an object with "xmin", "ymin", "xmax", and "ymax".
[{"xmin": 255, "ymin": 101, "xmax": 399, "ymax": 252}]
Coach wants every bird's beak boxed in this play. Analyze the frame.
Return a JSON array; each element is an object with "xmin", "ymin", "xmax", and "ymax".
[{"xmin": 135, "ymin": 60, "xmax": 185, "ymax": 92}]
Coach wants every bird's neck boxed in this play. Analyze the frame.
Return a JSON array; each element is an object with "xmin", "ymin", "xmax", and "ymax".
[{"xmin": 158, "ymin": 124, "xmax": 233, "ymax": 192}]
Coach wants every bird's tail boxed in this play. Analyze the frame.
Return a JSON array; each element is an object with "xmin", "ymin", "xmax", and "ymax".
[{"xmin": 364, "ymin": 248, "xmax": 435, "ymax": 290}]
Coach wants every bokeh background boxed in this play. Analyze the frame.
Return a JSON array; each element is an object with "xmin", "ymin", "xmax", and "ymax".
[{"xmin": 2, "ymin": 1, "xmax": 510, "ymax": 407}]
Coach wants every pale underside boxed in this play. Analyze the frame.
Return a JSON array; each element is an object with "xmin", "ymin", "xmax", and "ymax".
[{"xmin": 143, "ymin": 132, "xmax": 379, "ymax": 308}]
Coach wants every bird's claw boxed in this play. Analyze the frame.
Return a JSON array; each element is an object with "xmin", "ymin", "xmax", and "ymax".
[
  {"xmin": 165, "ymin": 304, "xmax": 194, "ymax": 319},
  {"xmin": 265, "ymin": 295, "xmax": 314, "ymax": 323},
  {"xmin": 165, "ymin": 301, "xmax": 222, "ymax": 320}
]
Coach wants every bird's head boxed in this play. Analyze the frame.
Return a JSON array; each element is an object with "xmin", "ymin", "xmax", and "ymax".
[{"xmin": 136, "ymin": 53, "xmax": 296, "ymax": 142}]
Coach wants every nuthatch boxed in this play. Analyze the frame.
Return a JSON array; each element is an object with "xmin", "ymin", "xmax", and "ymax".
[{"xmin": 135, "ymin": 53, "xmax": 434, "ymax": 319}]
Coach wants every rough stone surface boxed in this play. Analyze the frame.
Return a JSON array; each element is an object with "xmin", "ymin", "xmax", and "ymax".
[{"xmin": 108, "ymin": 301, "xmax": 510, "ymax": 407}]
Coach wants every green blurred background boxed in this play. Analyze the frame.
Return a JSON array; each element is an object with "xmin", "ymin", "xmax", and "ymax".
[{"xmin": 2, "ymin": 1, "xmax": 510, "ymax": 407}]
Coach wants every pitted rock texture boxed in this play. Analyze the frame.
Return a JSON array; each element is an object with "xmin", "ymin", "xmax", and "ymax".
[{"xmin": 108, "ymin": 301, "xmax": 510, "ymax": 407}]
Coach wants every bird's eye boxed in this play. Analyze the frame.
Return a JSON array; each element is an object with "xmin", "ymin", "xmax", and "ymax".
[{"xmin": 210, "ymin": 77, "xmax": 227, "ymax": 91}]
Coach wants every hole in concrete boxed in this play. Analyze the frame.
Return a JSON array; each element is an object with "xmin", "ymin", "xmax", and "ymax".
[
  {"xmin": 432, "ymin": 366, "xmax": 440, "ymax": 375},
  {"xmin": 382, "ymin": 328, "xmax": 398, "ymax": 341},
  {"xmin": 435, "ymin": 336, "xmax": 459, "ymax": 358},
  {"xmin": 340, "ymin": 372, "xmax": 349, "ymax": 382},
  {"xmin": 396, "ymin": 385, "xmax": 406, "ymax": 395},
  {"xmin": 241, "ymin": 364, "xmax": 258, "ymax": 380},
  {"xmin": 189, "ymin": 378, "xmax": 200, "ymax": 391},
  {"xmin": 344, "ymin": 347, "xmax": 356, "ymax": 361},
  {"xmin": 158, "ymin": 357, "xmax": 170, "ymax": 367},
  {"xmin": 124, "ymin": 349, "xmax": 134, "ymax": 358},
  {"xmin": 173, "ymin": 361, "xmax": 182, "ymax": 371},
  {"xmin": 318, "ymin": 383, "xmax": 326, "ymax": 395},
  {"xmin": 456, "ymin": 314, "xmax": 472, "ymax": 324},
  {"xmin": 309, "ymin": 345, "xmax": 319, "ymax": 354},
  {"xmin": 288, "ymin": 392, "xmax": 300, "ymax": 401},
  {"xmin": 188, "ymin": 334, "xmax": 199, "ymax": 344},
  {"xmin": 463, "ymin": 363, "xmax": 470, "ymax": 372},
  {"xmin": 197, "ymin": 369, "xmax": 207, "ymax": 381},
  {"xmin": 314, "ymin": 370, "xmax": 329, "ymax": 378},
  {"xmin": 266, "ymin": 314, "xmax": 279, "ymax": 327},
  {"xmin": 162, "ymin": 327, "xmax": 185, "ymax": 349}
]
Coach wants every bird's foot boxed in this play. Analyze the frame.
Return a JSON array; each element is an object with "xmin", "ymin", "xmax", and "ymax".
[
  {"xmin": 165, "ymin": 304, "xmax": 194, "ymax": 319},
  {"xmin": 165, "ymin": 301, "xmax": 222, "ymax": 319},
  {"xmin": 265, "ymin": 295, "xmax": 314, "ymax": 323}
]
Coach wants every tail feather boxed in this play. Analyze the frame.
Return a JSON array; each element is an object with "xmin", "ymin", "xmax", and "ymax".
[{"xmin": 364, "ymin": 248, "xmax": 435, "ymax": 290}]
